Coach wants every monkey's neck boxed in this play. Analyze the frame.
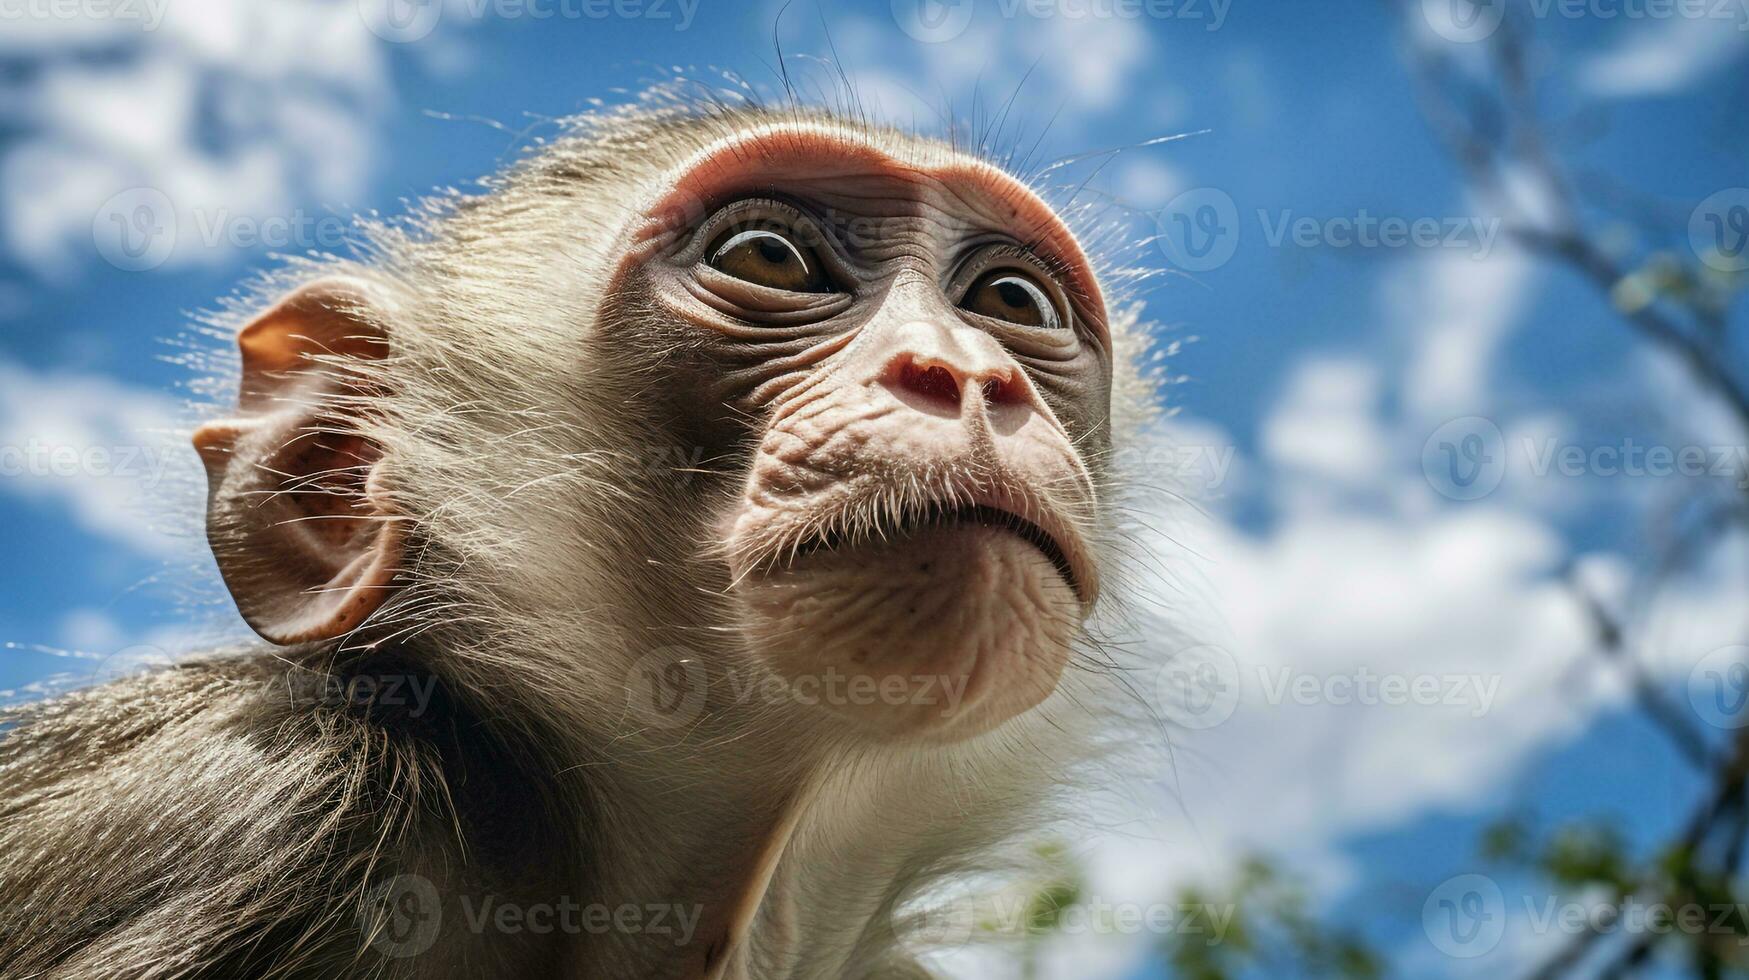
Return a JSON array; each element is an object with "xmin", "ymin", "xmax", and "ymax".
[
  {"xmin": 559, "ymin": 741, "xmax": 818, "ymax": 980},
  {"xmin": 558, "ymin": 732, "xmax": 915, "ymax": 980},
  {"xmin": 443, "ymin": 629, "xmax": 1009, "ymax": 979}
]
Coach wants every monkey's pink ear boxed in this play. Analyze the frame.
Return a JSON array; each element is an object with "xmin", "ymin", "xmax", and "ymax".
[{"xmin": 193, "ymin": 278, "xmax": 402, "ymax": 646}]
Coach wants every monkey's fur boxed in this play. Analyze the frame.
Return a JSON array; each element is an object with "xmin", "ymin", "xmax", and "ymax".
[{"xmin": 0, "ymin": 93, "xmax": 1169, "ymax": 979}]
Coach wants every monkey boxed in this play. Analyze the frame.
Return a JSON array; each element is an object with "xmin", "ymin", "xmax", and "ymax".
[{"xmin": 0, "ymin": 90, "xmax": 1167, "ymax": 980}]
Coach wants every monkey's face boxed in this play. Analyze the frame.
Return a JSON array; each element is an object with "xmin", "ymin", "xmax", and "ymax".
[
  {"xmin": 189, "ymin": 116, "xmax": 1120, "ymax": 747},
  {"xmin": 619, "ymin": 127, "xmax": 1113, "ymax": 741}
]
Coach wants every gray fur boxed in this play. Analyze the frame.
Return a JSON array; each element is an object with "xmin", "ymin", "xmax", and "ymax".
[{"xmin": 0, "ymin": 91, "xmax": 1173, "ymax": 979}]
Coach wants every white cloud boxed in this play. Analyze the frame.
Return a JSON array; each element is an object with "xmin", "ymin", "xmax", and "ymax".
[
  {"xmin": 1114, "ymin": 157, "xmax": 1188, "ymax": 210},
  {"xmin": 937, "ymin": 415, "xmax": 1653, "ymax": 978},
  {"xmin": 1123, "ymin": 253, "xmax": 1645, "ymax": 890},
  {"xmin": 830, "ymin": 6, "xmax": 1155, "ymax": 134},
  {"xmin": 58, "ymin": 607, "xmax": 126, "ymax": 652},
  {"xmin": 1261, "ymin": 358, "xmax": 1391, "ymax": 491},
  {"xmin": 1578, "ymin": 14, "xmax": 1749, "ymax": 97},
  {"xmin": 0, "ymin": 359, "xmax": 198, "ymax": 557},
  {"xmin": 1638, "ymin": 345, "xmax": 1749, "ymax": 455},
  {"xmin": 1010, "ymin": 11, "xmax": 1152, "ymax": 113},
  {"xmin": 947, "ymin": 235, "xmax": 1749, "ymax": 975},
  {"xmin": 0, "ymin": 0, "xmax": 397, "ymax": 276},
  {"xmin": 1393, "ymin": 248, "xmax": 1536, "ymax": 422},
  {"xmin": 1181, "ymin": 507, "xmax": 1608, "ymax": 836}
]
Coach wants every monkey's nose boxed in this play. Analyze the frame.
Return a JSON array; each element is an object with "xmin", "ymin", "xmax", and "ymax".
[{"xmin": 886, "ymin": 353, "xmax": 1025, "ymax": 413}]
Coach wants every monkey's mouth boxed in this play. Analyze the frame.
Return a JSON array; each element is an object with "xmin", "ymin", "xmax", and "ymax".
[{"xmin": 793, "ymin": 501, "xmax": 1082, "ymax": 599}]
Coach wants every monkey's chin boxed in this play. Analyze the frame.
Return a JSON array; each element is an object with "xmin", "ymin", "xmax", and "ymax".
[{"xmin": 735, "ymin": 525, "xmax": 1081, "ymax": 742}]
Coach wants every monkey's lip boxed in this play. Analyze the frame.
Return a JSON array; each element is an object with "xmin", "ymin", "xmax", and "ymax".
[{"xmin": 791, "ymin": 500, "xmax": 1086, "ymax": 602}]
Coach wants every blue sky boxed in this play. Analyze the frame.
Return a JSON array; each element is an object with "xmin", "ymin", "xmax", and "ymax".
[{"xmin": 2, "ymin": 1, "xmax": 1746, "ymax": 976}]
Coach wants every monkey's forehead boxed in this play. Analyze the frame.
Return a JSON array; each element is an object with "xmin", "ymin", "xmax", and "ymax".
[{"xmin": 628, "ymin": 120, "xmax": 1108, "ymax": 328}]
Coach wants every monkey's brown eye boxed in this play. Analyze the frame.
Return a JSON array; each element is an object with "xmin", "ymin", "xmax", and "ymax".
[
  {"xmin": 962, "ymin": 271, "xmax": 1062, "ymax": 330},
  {"xmin": 706, "ymin": 226, "xmax": 832, "ymax": 293}
]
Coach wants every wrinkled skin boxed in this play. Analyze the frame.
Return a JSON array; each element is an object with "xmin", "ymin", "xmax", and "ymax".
[{"xmin": 616, "ymin": 128, "xmax": 1114, "ymax": 739}]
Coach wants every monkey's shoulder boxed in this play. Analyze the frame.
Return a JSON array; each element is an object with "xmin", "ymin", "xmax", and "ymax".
[{"xmin": 0, "ymin": 651, "xmax": 567, "ymax": 979}]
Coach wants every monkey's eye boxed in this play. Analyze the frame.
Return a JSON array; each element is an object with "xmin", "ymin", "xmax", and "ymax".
[
  {"xmin": 706, "ymin": 225, "xmax": 832, "ymax": 293},
  {"xmin": 961, "ymin": 270, "xmax": 1063, "ymax": 330}
]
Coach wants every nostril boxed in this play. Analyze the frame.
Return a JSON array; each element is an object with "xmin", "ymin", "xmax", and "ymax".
[
  {"xmin": 980, "ymin": 373, "xmax": 1025, "ymax": 406},
  {"xmin": 894, "ymin": 358, "xmax": 962, "ymax": 407}
]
